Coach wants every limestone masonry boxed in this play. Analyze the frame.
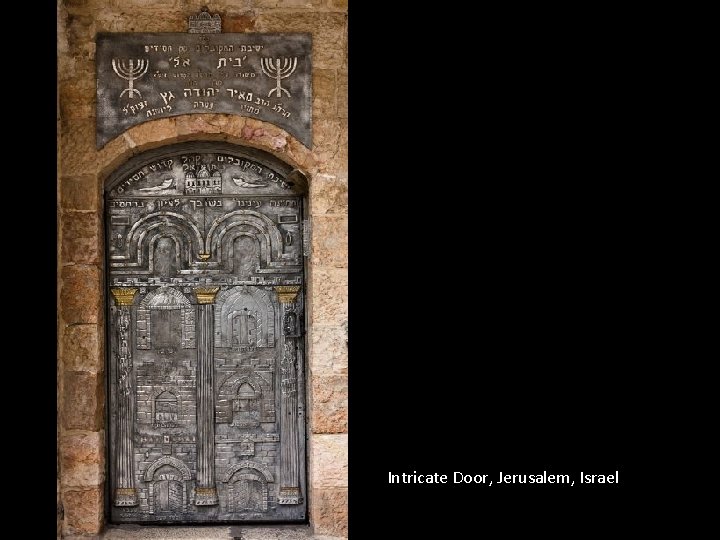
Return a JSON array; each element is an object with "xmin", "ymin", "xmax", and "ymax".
[{"xmin": 58, "ymin": 1, "xmax": 347, "ymax": 537}]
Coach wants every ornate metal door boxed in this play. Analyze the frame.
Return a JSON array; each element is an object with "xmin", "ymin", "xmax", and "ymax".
[{"xmin": 106, "ymin": 142, "xmax": 307, "ymax": 523}]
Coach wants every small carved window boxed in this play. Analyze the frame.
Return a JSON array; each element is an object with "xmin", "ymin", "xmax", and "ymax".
[
  {"xmin": 154, "ymin": 391, "xmax": 178, "ymax": 426},
  {"xmin": 231, "ymin": 309, "xmax": 257, "ymax": 346},
  {"xmin": 151, "ymin": 309, "xmax": 181, "ymax": 351},
  {"xmin": 231, "ymin": 383, "xmax": 260, "ymax": 428}
]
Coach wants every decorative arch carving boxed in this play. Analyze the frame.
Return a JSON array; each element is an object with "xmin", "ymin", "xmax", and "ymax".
[
  {"xmin": 136, "ymin": 286, "xmax": 195, "ymax": 349},
  {"xmin": 214, "ymin": 286, "xmax": 275, "ymax": 348},
  {"xmin": 143, "ymin": 456, "xmax": 193, "ymax": 482},
  {"xmin": 222, "ymin": 460, "xmax": 274, "ymax": 483}
]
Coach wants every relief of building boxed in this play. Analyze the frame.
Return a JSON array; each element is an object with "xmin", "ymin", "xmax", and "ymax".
[{"xmin": 107, "ymin": 144, "xmax": 307, "ymax": 523}]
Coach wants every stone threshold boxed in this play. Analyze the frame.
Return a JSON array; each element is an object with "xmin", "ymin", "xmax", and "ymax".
[{"xmin": 63, "ymin": 524, "xmax": 345, "ymax": 540}]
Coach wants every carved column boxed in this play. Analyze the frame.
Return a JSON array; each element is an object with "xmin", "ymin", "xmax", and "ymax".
[
  {"xmin": 111, "ymin": 288, "xmax": 139, "ymax": 506},
  {"xmin": 275, "ymin": 286, "xmax": 303, "ymax": 504},
  {"xmin": 194, "ymin": 286, "xmax": 220, "ymax": 506}
]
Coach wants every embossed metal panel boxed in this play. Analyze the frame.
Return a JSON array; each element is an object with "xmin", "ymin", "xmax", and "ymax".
[
  {"xmin": 96, "ymin": 32, "xmax": 312, "ymax": 149},
  {"xmin": 106, "ymin": 142, "xmax": 307, "ymax": 523}
]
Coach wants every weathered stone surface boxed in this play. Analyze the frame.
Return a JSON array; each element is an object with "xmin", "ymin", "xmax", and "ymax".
[
  {"xmin": 311, "ymin": 216, "xmax": 347, "ymax": 267},
  {"xmin": 97, "ymin": 132, "xmax": 136, "ymax": 177},
  {"xmin": 63, "ymin": 324, "xmax": 103, "ymax": 373},
  {"xmin": 312, "ymin": 434, "xmax": 347, "ymax": 488},
  {"xmin": 59, "ymin": 66, "xmax": 95, "ymax": 93},
  {"xmin": 60, "ymin": 85, "xmax": 96, "ymax": 119},
  {"xmin": 310, "ymin": 325, "xmax": 347, "ymax": 375},
  {"xmin": 63, "ymin": 487, "xmax": 103, "ymax": 536},
  {"xmin": 62, "ymin": 371, "xmax": 104, "ymax": 431},
  {"xmin": 312, "ymin": 488, "xmax": 348, "ymax": 538},
  {"xmin": 311, "ymin": 173, "xmax": 347, "ymax": 215},
  {"xmin": 61, "ymin": 265, "xmax": 102, "ymax": 324},
  {"xmin": 61, "ymin": 211, "xmax": 102, "ymax": 265},
  {"xmin": 236, "ymin": 118, "xmax": 290, "ymax": 150},
  {"xmin": 309, "ymin": 267, "xmax": 347, "ymax": 325},
  {"xmin": 60, "ymin": 119, "xmax": 99, "ymax": 177},
  {"xmin": 223, "ymin": 14, "xmax": 257, "ymax": 33},
  {"xmin": 57, "ymin": 1, "xmax": 349, "ymax": 533},
  {"xmin": 63, "ymin": 12, "xmax": 95, "ymax": 59},
  {"xmin": 337, "ymin": 70, "xmax": 347, "ymax": 119},
  {"xmin": 284, "ymin": 136, "xmax": 317, "ymax": 171},
  {"xmin": 176, "ymin": 114, "xmax": 228, "ymax": 139},
  {"xmin": 256, "ymin": 12, "xmax": 346, "ymax": 69},
  {"xmin": 96, "ymin": 9, "xmax": 186, "ymax": 32},
  {"xmin": 219, "ymin": 115, "xmax": 249, "ymax": 140},
  {"xmin": 254, "ymin": 0, "xmax": 325, "ymax": 7},
  {"xmin": 108, "ymin": 0, "xmax": 179, "ymax": 7},
  {"xmin": 312, "ymin": 119, "xmax": 347, "ymax": 172},
  {"xmin": 61, "ymin": 176, "xmax": 101, "ymax": 211},
  {"xmin": 124, "ymin": 117, "xmax": 178, "ymax": 150},
  {"xmin": 60, "ymin": 431, "xmax": 105, "ymax": 488},
  {"xmin": 313, "ymin": 69, "xmax": 336, "ymax": 119},
  {"xmin": 311, "ymin": 375, "xmax": 347, "ymax": 433}
]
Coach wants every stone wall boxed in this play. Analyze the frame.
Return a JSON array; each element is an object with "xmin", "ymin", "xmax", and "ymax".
[{"xmin": 57, "ymin": 1, "xmax": 347, "ymax": 537}]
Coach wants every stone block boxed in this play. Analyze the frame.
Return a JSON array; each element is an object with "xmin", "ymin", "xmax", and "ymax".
[
  {"xmin": 337, "ymin": 70, "xmax": 347, "ymax": 119},
  {"xmin": 176, "ymin": 114, "xmax": 229, "ymax": 138},
  {"xmin": 125, "ymin": 117, "xmax": 178, "ymax": 150},
  {"xmin": 60, "ymin": 265, "xmax": 102, "ymax": 324},
  {"xmin": 312, "ymin": 488, "xmax": 348, "ymax": 537},
  {"xmin": 62, "ymin": 487, "xmax": 103, "ymax": 536},
  {"xmin": 223, "ymin": 14, "xmax": 257, "ymax": 33},
  {"xmin": 96, "ymin": 9, "xmax": 186, "ymax": 32},
  {"xmin": 62, "ymin": 371, "xmax": 104, "ymax": 431},
  {"xmin": 309, "ymin": 267, "xmax": 347, "ymax": 325},
  {"xmin": 311, "ymin": 173, "xmax": 347, "ymax": 215},
  {"xmin": 238, "ymin": 119, "xmax": 290, "ymax": 151},
  {"xmin": 311, "ymin": 215, "xmax": 347, "ymax": 267},
  {"xmin": 61, "ymin": 211, "xmax": 102, "ymax": 265},
  {"xmin": 311, "ymin": 375, "xmax": 347, "ymax": 433},
  {"xmin": 311, "ymin": 119, "xmax": 347, "ymax": 172},
  {"xmin": 313, "ymin": 69, "xmax": 336, "ymax": 119},
  {"xmin": 60, "ymin": 119, "xmax": 98, "ymax": 177},
  {"xmin": 254, "ymin": 0, "xmax": 325, "ymax": 7},
  {"xmin": 62, "ymin": 324, "xmax": 103, "ymax": 373},
  {"xmin": 312, "ymin": 434, "xmax": 347, "ymax": 488},
  {"xmin": 310, "ymin": 325, "xmax": 348, "ymax": 375},
  {"xmin": 60, "ymin": 176, "xmax": 101, "ymax": 211},
  {"xmin": 60, "ymin": 431, "xmax": 105, "ymax": 488},
  {"xmin": 256, "ymin": 12, "xmax": 346, "ymax": 69},
  {"xmin": 97, "ymin": 132, "xmax": 136, "ymax": 177}
]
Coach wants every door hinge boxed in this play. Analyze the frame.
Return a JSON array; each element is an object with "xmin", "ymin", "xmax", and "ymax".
[{"xmin": 302, "ymin": 219, "xmax": 311, "ymax": 257}]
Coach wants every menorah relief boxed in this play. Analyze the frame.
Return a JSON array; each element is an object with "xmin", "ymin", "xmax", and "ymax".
[
  {"xmin": 260, "ymin": 57, "xmax": 298, "ymax": 98},
  {"xmin": 112, "ymin": 58, "xmax": 150, "ymax": 100}
]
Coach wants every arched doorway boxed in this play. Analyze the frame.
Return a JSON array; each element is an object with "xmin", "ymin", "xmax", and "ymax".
[{"xmin": 105, "ymin": 142, "xmax": 308, "ymax": 523}]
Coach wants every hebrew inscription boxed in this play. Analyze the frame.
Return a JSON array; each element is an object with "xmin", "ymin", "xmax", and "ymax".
[
  {"xmin": 96, "ymin": 32, "xmax": 312, "ymax": 149},
  {"xmin": 107, "ymin": 145, "xmax": 307, "ymax": 523}
]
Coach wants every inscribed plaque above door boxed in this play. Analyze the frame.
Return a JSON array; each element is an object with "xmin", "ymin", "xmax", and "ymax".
[
  {"xmin": 106, "ymin": 143, "xmax": 307, "ymax": 523},
  {"xmin": 96, "ymin": 31, "xmax": 312, "ymax": 149}
]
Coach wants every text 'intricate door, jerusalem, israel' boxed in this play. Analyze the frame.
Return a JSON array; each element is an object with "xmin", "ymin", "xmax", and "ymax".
[{"xmin": 105, "ymin": 142, "xmax": 307, "ymax": 523}]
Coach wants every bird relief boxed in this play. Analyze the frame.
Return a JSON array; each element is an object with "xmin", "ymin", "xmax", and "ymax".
[
  {"xmin": 232, "ymin": 173, "xmax": 268, "ymax": 189},
  {"xmin": 138, "ymin": 177, "xmax": 177, "ymax": 193}
]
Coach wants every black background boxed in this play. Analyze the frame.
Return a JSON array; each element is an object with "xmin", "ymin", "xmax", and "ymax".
[
  {"xmin": 347, "ymin": 4, "xmax": 641, "ymax": 537},
  {"xmin": 9, "ymin": 4, "xmax": 642, "ymax": 537}
]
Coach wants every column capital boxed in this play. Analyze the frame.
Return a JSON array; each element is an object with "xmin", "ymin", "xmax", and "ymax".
[
  {"xmin": 194, "ymin": 286, "xmax": 220, "ymax": 304},
  {"xmin": 194, "ymin": 487, "xmax": 219, "ymax": 506},
  {"xmin": 275, "ymin": 285, "xmax": 301, "ymax": 304},
  {"xmin": 110, "ymin": 288, "xmax": 138, "ymax": 306},
  {"xmin": 114, "ymin": 488, "xmax": 138, "ymax": 506}
]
